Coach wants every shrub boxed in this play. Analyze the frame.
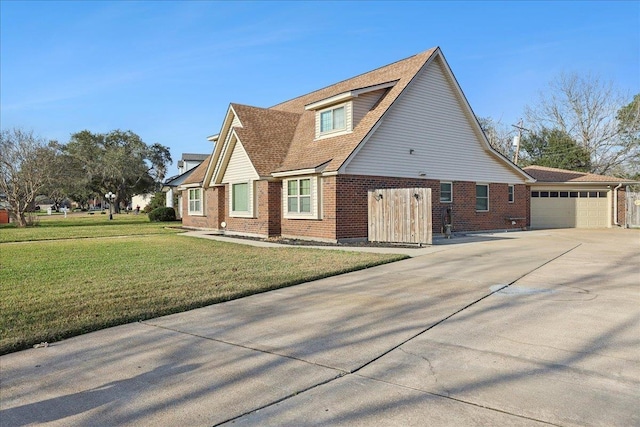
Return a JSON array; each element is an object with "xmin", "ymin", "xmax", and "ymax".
[
  {"xmin": 148, "ymin": 207, "xmax": 176, "ymax": 222},
  {"xmin": 143, "ymin": 192, "xmax": 166, "ymax": 214}
]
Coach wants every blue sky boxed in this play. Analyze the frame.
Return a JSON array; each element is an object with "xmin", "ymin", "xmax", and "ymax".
[{"xmin": 1, "ymin": 1, "xmax": 638, "ymax": 176}]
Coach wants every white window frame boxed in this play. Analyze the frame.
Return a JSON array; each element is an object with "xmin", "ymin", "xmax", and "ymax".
[
  {"xmin": 230, "ymin": 181, "xmax": 254, "ymax": 218},
  {"xmin": 508, "ymin": 185, "xmax": 515, "ymax": 203},
  {"xmin": 188, "ymin": 188, "xmax": 203, "ymax": 215},
  {"xmin": 315, "ymin": 102, "xmax": 351, "ymax": 140},
  {"xmin": 287, "ymin": 178, "xmax": 312, "ymax": 215},
  {"xmin": 476, "ymin": 184, "xmax": 489, "ymax": 212},
  {"xmin": 440, "ymin": 182, "xmax": 452, "ymax": 203},
  {"xmin": 320, "ymin": 105, "xmax": 346, "ymax": 133},
  {"xmin": 283, "ymin": 176, "xmax": 321, "ymax": 220}
]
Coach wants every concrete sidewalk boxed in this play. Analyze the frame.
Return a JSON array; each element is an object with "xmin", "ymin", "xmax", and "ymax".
[{"xmin": 1, "ymin": 229, "xmax": 638, "ymax": 426}]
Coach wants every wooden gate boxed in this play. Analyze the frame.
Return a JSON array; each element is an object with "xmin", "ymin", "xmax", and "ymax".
[
  {"xmin": 625, "ymin": 189, "xmax": 640, "ymax": 228},
  {"xmin": 368, "ymin": 188, "xmax": 432, "ymax": 245}
]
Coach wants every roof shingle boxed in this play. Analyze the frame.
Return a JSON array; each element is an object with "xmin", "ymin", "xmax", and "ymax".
[{"xmin": 523, "ymin": 165, "xmax": 630, "ymax": 183}]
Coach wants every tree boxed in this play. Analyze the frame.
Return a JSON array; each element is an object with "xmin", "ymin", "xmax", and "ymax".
[
  {"xmin": 64, "ymin": 130, "xmax": 172, "ymax": 212},
  {"xmin": 615, "ymin": 94, "xmax": 640, "ymax": 177},
  {"xmin": 478, "ymin": 116, "xmax": 514, "ymax": 159},
  {"xmin": 519, "ymin": 127, "xmax": 591, "ymax": 171},
  {"xmin": 524, "ymin": 73, "xmax": 638, "ymax": 176},
  {"xmin": 0, "ymin": 128, "xmax": 58, "ymax": 226}
]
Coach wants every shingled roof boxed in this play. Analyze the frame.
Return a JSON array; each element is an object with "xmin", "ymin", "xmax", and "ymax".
[
  {"xmin": 182, "ymin": 155, "xmax": 211, "ymax": 185},
  {"xmin": 270, "ymin": 48, "xmax": 438, "ymax": 173},
  {"xmin": 523, "ymin": 165, "xmax": 631, "ymax": 183},
  {"xmin": 230, "ymin": 104, "xmax": 300, "ymax": 176}
]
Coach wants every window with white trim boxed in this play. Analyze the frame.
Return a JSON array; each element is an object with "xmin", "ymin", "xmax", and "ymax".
[
  {"xmin": 188, "ymin": 188, "xmax": 202, "ymax": 215},
  {"xmin": 508, "ymin": 185, "xmax": 514, "ymax": 203},
  {"xmin": 287, "ymin": 178, "xmax": 311, "ymax": 214},
  {"xmin": 232, "ymin": 182, "xmax": 249, "ymax": 213},
  {"xmin": 320, "ymin": 106, "xmax": 346, "ymax": 133},
  {"xmin": 440, "ymin": 182, "xmax": 452, "ymax": 203},
  {"xmin": 476, "ymin": 184, "xmax": 489, "ymax": 211}
]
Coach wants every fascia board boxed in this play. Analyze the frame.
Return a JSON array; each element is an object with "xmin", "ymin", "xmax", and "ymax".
[
  {"xmin": 272, "ymin": 160, "xmax": 330, "ymax": 178},
  {"xmin": 209, "ymin": 106, "xmax": 242, "ymax": 185},
  {"xmin": 272, "ymin": 168, "xmax": 320, "ymax": 178},
  {"xmin": 435, "ymin": 51, "xmax": 535, "ymax": 183},
  {"xmin": 304, "ymin": 81, "xmax": 399, "ymax": 111}
]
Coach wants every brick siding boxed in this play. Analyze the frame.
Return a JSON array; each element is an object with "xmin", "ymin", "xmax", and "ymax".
[{"xmin": 182, "ymin": 175, "xmax": 530, "ymax": 241}]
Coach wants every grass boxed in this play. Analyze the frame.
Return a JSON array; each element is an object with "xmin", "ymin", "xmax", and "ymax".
[
  {"xmin": 0, "ymin": 214, "xmax": 407, "ymax": 355},
  {"xmin": 0, "ymin": 213, "xmax": 180, "ymax": 243}
]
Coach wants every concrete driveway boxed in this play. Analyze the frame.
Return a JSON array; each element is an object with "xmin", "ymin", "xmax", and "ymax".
[{"xmin": 1, "ymin": 229, "xmax": 638, "ymax": 426}]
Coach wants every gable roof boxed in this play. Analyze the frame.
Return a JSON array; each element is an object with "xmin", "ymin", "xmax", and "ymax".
[
  {"xmin": 230, "ymin": 104, "xmax": 300, "ymax": 176},
  {"xmin": 181, "ymin": 155, "xmax": 211, "ymax": 187},
  {"xmin": 524, "ymin": 165, "xmax": 633, "ymax": 184},
  {"xmin": 271, "ymin": 48, "xmax": 438, "ymax": 173},
  {"xmin": 206, "ymin": 47, "xmax": 532, "ymax": 182}
]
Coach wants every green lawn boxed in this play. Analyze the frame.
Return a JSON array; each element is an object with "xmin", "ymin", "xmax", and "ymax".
[{"xmin": 0, "ymin": 214, "xmax": 406, "ymax": 354}]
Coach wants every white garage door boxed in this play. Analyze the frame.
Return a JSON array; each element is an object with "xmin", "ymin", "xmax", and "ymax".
[{"xmin": 531, "ymin": 190, "xmax": 609, "ymax": 228}]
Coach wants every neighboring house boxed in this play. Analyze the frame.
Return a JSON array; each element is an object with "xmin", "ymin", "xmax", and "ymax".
[
  {"xmin": 179, "ymin": 47, "xmax": 535, "ymax": 242},
  {"xmin": 162, "ymin": 155, "xmax": 210, "ymax": 218},
  {"xmin": 177, "ymin": 153, "xmax": 210, "ymax": 175},
  {"xmin": 131, "ymin": 193, "xmax": 153, "ymax": 212},
  {"xmin": 524, "ymin": 165, "xmax": 637, "ymax": 229}
]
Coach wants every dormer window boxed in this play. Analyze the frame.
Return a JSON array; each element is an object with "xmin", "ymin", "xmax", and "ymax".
[{"xmin": 320, "ymin": 106, "xmax": 346, "ymax": 133}]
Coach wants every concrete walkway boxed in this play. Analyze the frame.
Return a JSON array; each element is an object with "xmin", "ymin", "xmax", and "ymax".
[{"xmin": 1, "ymin": 229, "xmax": 638, "ymax": 426}]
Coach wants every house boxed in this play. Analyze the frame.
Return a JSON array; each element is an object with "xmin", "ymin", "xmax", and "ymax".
[
  {"xmin": 162, "ymin": 153, "xmax": 210, "ymax": 217},
  {"xmin": 524, "ymin": 165, "xmax": 637, "ymax": 229},
  {"xmin": 179, "ymin": 47, "xmax": 535, "ymax": 243},
  {"xmin": 177, "ymin": 153, "xmax": 210, "ymax": 175}
]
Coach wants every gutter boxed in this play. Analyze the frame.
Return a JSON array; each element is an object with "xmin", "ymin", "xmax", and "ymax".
[{"xmin": 613, "ymin": 183, "xmax": 623, "ymax": 226}]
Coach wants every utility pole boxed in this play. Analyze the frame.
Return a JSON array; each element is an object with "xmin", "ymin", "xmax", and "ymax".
[{"xmin": 511, "ymin": 119, "xmax": 530, "ymax": 165}]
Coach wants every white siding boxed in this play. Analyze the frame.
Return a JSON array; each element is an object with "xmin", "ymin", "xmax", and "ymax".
[
  {"xmin": 345, "ymin": 58, "xmax": 524, "ymax": 184},
  {"xmin": 222, "ymin": 140, "xmax": 259, "ymax": 218},
  {"xmin": 231, "ymin": 114, "xmax": 242, "ymax": 128},
  {"xmin": 221, "ymin": 141, "xmax": 259, "ymax": 183},
  {"xmin": 352, "ymin": 89, "xmax": 386, "ymax": 128}
]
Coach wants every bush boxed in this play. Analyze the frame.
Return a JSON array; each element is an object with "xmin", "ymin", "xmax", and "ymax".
[
  {"xmin": 148, "ymin": 207, "xmax": 176, "ymax": 222},
  {"xmin": 143, "ymin": 192, "xmax": 166, "ymax": 214}
]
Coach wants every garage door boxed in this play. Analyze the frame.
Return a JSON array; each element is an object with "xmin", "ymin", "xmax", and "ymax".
[{"xmin": 531, "ymin": 190, "xmax": 609, "ymax": 228}]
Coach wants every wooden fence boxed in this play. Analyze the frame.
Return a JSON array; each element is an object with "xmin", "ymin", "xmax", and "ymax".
[
  {"xmin": 626, "ymin": 189, "xmax": 640, "ymax": 228},
  {"xmin": 368, "ymin": 188, "xmax": 432, "ymax": 245}
]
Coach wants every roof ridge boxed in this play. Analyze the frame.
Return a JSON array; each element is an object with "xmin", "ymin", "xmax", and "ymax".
[{"xmin": 269, "ymin": 48, "xmax": 437, "ymax": 109}]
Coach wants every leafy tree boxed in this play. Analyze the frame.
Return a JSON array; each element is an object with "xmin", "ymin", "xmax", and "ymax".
[
  {"xmin": 519, "ymin": 127, "xmax": 591, "ymax": 171},
  {"xmin": 525, "ymin": 73, "xmax": 638, "ymax": 176},
  {"xmin": 142, "ymin": 191, "xmax": 167, "ymax": 213},
  {"xmin": 0, "ymin": 128, "xmax": 58, "ymax": 226},
  {"xmin": 64, "ymin": 130, "xmax": 171, "ymax": 212}
]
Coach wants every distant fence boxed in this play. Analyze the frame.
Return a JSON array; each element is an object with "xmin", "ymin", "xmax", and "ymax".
[{"xmin": 626, "ymin": 188, "xmax": 640, "ymax": 228}]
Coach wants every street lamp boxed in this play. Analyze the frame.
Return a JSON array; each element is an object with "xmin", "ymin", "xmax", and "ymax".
[{"xmin": 105, "ymin": 192, "xmax": 116, "ymax": 220}]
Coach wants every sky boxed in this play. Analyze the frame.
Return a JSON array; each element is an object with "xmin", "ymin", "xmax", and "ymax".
[{"xmin": 1, "ymin": 1, "xmax": 638, "ymax": 177}]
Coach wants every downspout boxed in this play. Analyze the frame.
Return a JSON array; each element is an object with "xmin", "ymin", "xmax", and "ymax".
[{"xmin": 613, "ymin": 183, "xmax": 623, "ymax": 226}]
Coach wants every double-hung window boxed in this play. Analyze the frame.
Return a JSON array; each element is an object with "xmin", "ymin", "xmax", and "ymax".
[
  {"xmin": 476, "ymin": 184, "xmax": 489, "ymax": 211},
  {"xmin": 232, "ymin": 183, "xmax": 249, "ymax": 213},
  {"xmin": 508, "ymin": 185, "xmax": 514, "ymax": 203},
  {"xmin": 287, "ymin": 178, "xmax": 311, "ymax": 214},
  {"xmin": 320, "ymin": 106, "xmax": 346, "ymax": 133},
  {"xmin": 188, "ymin": 188, "xmax": 202, "ymax": 214},
  {"xmin": 440, "ymin": 182, "xmax": 452, "ymax": 203}
]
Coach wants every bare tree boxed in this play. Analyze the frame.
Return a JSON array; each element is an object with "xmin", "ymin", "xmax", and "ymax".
[
  {"xmin": 0, "ymin": 128, "xmax": 57, "ymax": 226},
  {"xmin": 524, "ymin": 73, "xmax": 638, "ymax": 175},
  {"xmin": 478, "ymin": 116, "xmax": 515, "ymax": 160}
]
